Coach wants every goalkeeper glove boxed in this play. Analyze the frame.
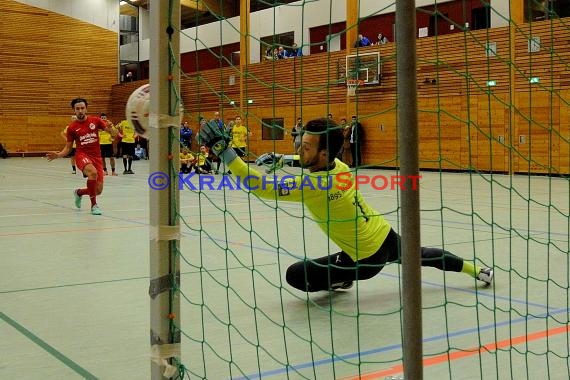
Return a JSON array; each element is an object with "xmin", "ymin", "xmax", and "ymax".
[{"xmin": 196, "ymin": 120, "xmax": 237, "ymax": 164}]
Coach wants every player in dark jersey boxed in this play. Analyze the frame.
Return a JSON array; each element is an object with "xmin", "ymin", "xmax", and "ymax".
[
  {"xmin": 197, "ymin": 117, "xmax": 494, "ymax": 292},
  {"xmin": 46, "ymin": 98, "xmax": 116, "ymax": 215}
]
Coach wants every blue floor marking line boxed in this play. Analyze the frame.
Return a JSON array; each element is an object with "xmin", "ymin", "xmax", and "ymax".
[
  {"xmin": 233, "ymin": 307, "xmax": 570, "ymax": 380},
  {"xmin": 381, "ymin": 272, "xmax": 554, "ymax": 311}
]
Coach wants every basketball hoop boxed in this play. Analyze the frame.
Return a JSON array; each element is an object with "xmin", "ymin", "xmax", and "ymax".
[{"xmin": 347, "ymin": 79, "xmax": 364, "ymax": 96}]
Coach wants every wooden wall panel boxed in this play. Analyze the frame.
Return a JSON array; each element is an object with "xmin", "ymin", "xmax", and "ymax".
[
  {"xmin": 559, "ymin": 90, "xmax": 570, "ymax": 175},
  {"xmin": 0, "ymin": 0, "xmax": 118, "ymax": 153},
  {"xmin": 514, "ymin": 91, "xmax": 560, "ymax": 174},
  {"xmin": 418, "ymin": 97, "xmax": 465, "ymax": 170},
  {"xmin": 460, "ymin": 97, "xmax": 478, "ymax": 170},
  {"xmin": 514, "ymin": 20, "xmax": 570, "ymax": 89},
  {"xmin": 472, "ymin": 94, "xmax": 509, "ymax": 172},
  {"xmin": 355, "ymin": 101, "xmax": 398, "ymax": 167}
]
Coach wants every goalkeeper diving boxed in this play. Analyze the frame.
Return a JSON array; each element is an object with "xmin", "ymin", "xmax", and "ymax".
[{"xmin": 198, "ymin": 117, "xmax": 494, "ymax": 292}]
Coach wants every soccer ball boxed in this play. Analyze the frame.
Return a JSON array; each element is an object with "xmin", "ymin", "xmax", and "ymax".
[{"xmin": 126, "ymin": 84, "xmax": 150, "ymax": 138}]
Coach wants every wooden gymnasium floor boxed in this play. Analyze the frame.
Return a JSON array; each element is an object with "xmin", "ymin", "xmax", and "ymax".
[{"xmin": 1, "ymin": 157, "xmax": 569, "ymax": 379}]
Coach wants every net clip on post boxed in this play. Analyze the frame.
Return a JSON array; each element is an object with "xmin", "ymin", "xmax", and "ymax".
[
  {"xmin": 150, "ymin": 225, "xmax": 180, "ymax": 242},
  {"xmin": 149, "ymin": 272, "xmax": 180, "ymax": 299},
  {"xmin": 150, "ymin": 343, "xmax": 181, "ymax": 378},
  {"xmin": 149, "ymin": 113, "xmax": 182, "ymax": 129}
]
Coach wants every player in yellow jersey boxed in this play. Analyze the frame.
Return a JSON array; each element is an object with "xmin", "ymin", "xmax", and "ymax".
[
  {"xmin": 180, "ymin": 147, "xmax": 195, "ymax": 174},
  {"xmin": 198, "ymin": 117, "xmax": 494, "ymax": 292},
  {"xmin": 61, "ymin": 116, "xmax": 77, "ymax": 174},
  {"xmin": 230, "ymin": 116, "xmax": 251, "ymax": 158},
  {"xmin": 195, "ymin": 145, "xmax": 212, "ymax": 174},
  {"xmin": 99, "ymin": 113, "xmax": 118, "ymax": 176},
  {"xmin": 117, "ymin": 119, "xmax": 136, "ymax": 174}
]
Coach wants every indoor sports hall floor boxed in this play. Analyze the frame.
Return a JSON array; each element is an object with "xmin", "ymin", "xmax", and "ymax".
[{"xmin": 1, "ymin": 157, "xmax": 569, "ymax": 379}]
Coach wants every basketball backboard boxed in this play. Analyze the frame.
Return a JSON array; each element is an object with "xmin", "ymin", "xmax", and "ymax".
[{"xmin": 343, "ymin": 52, "xmax": 382, "ymax": 85}]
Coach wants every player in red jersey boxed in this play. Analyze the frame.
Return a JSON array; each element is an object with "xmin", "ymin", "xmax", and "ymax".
[{"xmin": 46, "ymin": 98, "xmax": 116, "ymax": 215}]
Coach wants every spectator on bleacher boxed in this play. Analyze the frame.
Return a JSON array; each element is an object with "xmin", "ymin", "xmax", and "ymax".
[
  {"xmin": 180, "ymin": 121, "xmax": 193, "ymax": 148},
  {"xmin": 375, "ymin": 32, "xmax": 389, "ymax": 45},
  {"xmin": 291, "ymin": 117, "xmax": 303, "ymax": 153},
  {"xmin": 275, "ymin": 47, "xmax": 285, "ymax": 60},
  {"xmin": 134, "ymin": 144, "xmax": 147, "ymax": 160},
  {"xmin": 286, "ymin": 43, "xmax": 303, "ymax": 58},
  {"xmin": 0, "ymin": 142, "xmax": 8, "ymax": 159},
  {"xmin": 269, "ymin": 47, "xmax": 278, "ymax": 60},
  {"xmin": 265, "ymin": 46, "xmax": 274, "ymax": 60},
  {"xmin": 61, "ymin": 116, "xmax": 78, "ymax": 174},
  {"xmin": 354, "ymin": 34, "xmax": 371, "ymax": 48},
  {"xmin": 99, "ymin": 113, "xmax": 118, "ymax": 176}
]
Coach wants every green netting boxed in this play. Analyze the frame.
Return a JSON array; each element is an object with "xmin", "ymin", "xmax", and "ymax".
[{"xmin": 155, "ymin": 0, "xmax": 569, "ymax": 379}]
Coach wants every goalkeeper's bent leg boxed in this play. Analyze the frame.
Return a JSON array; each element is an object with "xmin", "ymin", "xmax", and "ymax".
[{"xmin": 285, "ymin": 251, "xmax": 385, "ymax": 292}]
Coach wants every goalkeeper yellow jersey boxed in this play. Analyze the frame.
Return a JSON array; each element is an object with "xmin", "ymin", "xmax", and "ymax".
[{"xmin": 228, "ymin": 158, "xmax": 391, "ymax": 261}]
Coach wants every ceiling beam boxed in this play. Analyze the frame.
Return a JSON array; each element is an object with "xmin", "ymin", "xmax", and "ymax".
[{"xmin": 181, "ymin": 0, "xmax": 234, "ymax": 17}]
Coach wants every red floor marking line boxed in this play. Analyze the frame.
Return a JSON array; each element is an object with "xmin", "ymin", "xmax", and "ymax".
[
  {"xmin": 342, "ymin": 324, "xmax": 570, "ymax": 380},
  {"xmin": 0, "ymin": 224, "xmax": 144, "ymax": 237}
]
